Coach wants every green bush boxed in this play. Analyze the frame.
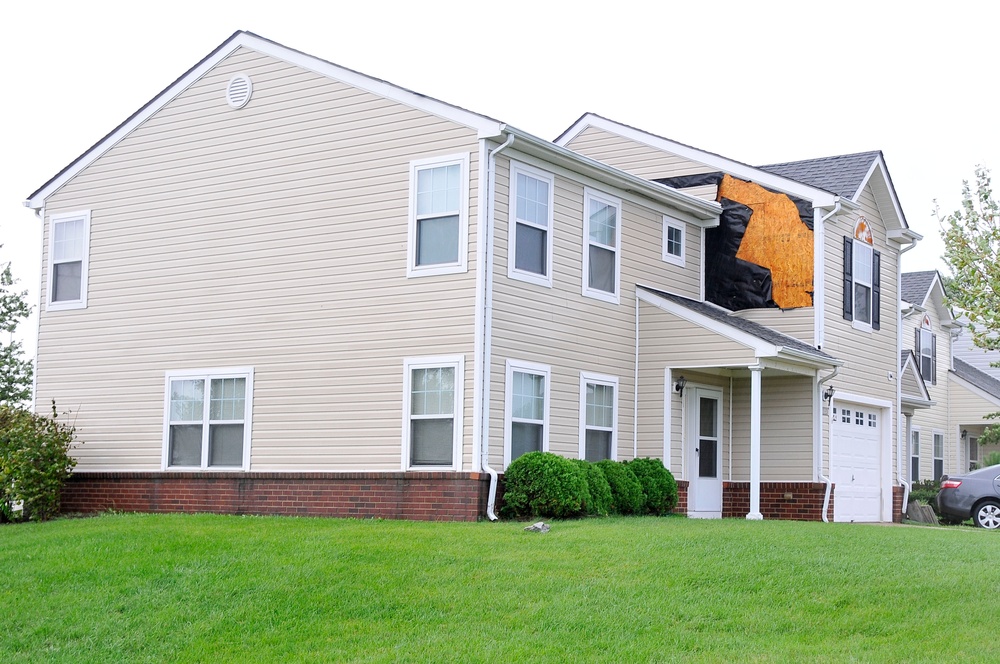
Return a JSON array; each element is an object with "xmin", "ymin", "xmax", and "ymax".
[
  {"xmin": 500, "ymin": 452, "xmax": 589, "ymax": 519},
  {"xmin": 975, "ymin": 451, "xmax": 1000, "ymax": 469},
  {"xmin": 908, "ymin": 479, "xmax": 940, "ymax": 514},
  {"xmin": 0, "ymin": 403, "xmax": 78, "ymax": 522},
  {"xmin": 572, "ymin": 459, "xmax": 613, "ymax": 517},
  {"xmin": 595, "ymin": 460, "xmax": 644, "ymax": 515},
  {"xmin": 625, "ymin": 457, "xmax": 678, "ymax": 515}
]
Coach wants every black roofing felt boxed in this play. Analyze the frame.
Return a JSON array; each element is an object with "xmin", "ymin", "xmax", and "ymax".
[
  {"xmin": 900, "ymin": 271, "xmax": 939, "ymax": 306},
  {"xmin": 952, "ymin": 357, "xmax": 1000, "ymax": 399},
  {"xmin": 758, "ymin": 151, "xmax": 882, "ymax": 200},
  {"xmin": 640, "ymin": 287, "xmax": 836, "ymax": 363}
]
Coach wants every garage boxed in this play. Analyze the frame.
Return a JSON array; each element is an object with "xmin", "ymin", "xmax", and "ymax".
[{"xmin": 831, "ymin": 403, "xmax": 883, "ymax": 522}]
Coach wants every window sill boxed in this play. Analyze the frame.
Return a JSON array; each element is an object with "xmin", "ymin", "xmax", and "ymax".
[
  {"xmin": 407, "ymin": 263, "xmax": 468, "ymax": 278},
  {"xmin": 509, "ymin": 268, "xmax": 552, "ymax": 288}
]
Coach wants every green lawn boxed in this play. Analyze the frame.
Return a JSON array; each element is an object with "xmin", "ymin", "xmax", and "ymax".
[{"xmin": 2, "ymin": 514, "xmax": 998, "ymax": 662}]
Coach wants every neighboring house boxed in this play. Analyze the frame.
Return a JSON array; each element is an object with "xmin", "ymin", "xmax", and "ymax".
[
  {"xmin": 25, "ymin": 32, "xmax": 921, "ymax": 523},
  {"xmin": 901, "ymin": 271, "xmax": 1000, "ymax": 480}
]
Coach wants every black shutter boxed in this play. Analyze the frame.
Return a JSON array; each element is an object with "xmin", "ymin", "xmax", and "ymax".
[
  {"xmin": 872, "ymin": 250, "xmax": 881, "ymax": 330},
  {"xmin": 843, "ymin": 237, "xmax": 853, "ymax": 320},
  {"xmin": 931, "ymin": 334, "xmax": 937, "ymax": 385},
  {"xmin": 915, "ymin": 328, "xmax": 921, "ymax": 360}
]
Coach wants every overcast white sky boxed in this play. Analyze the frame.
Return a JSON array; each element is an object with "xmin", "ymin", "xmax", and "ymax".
[{"xmin": 3, "ymin": 1, "xmax": 998, "ymax": 360}]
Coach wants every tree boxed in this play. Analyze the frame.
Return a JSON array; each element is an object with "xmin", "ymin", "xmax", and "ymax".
[
  {"xmin": 0, "ymin": 253, "xmax": 33, "ymax": 406},
  {"xmin": 940, "ymin": 166, "xmax": 1000, "ymax": 445}
]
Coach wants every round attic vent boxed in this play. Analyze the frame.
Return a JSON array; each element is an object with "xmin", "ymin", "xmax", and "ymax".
[{"xmin": 226, "ymin": 74, "xmax": 253, "ymax": 109}]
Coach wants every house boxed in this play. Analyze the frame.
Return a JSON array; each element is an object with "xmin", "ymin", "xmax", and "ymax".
[
  {"xmin": 900, "ymin": 271, "xmax": 1000, "ymax": 480},
  {"xmin": 24, "ymin": 31, "xmax": 920, "ymax": 522}
]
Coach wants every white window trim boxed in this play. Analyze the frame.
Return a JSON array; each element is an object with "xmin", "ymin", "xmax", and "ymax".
[
  {"xmin": 919, "ymin": 322, "xmax": 935, "ymax": 383},
  {"xmin": 581, "ymin": 188, "xmax": 622, "ymax": 304},
  {"xmin": 579, "ymin": 371, "xmax": 619, "ymax": 461},
  {"xmin": 507, "ymin": 161, "xmax": 555, "ymax": 288},
  {"xmin": 46, "ymin": 210, "xmax": 91, "ymax": 312},
  {"xmin": 910, "ymin": 428, "xmax": 920, "ymax": 482},
  {"xmin": 503, "ymin": 359, "xmax": 551, "ymax": 468},
  {"xmin": 406, "ymin": 152, "xmax": 470, "ymax": 278},
  {"xmin": 662, "ymin": 215, "xmax": 685, "ymax": 267},
  {"xmin": 851, "ymin": 238, "xmax": 874, "ymax": 332},
  {"xmin": 933, "ymin": 430, "xmax": 944, "ymax": 480},
  {"xmin": 161, "ymin": 367, "xmax": 254, "ymax": 472},
  {"xmin": 402, "ymin": 355, "xmax": 465, "ymax": 471}
]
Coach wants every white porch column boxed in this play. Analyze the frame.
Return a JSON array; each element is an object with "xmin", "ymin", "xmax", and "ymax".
[{"xmin": 747, "ymin": 365, "xmax": 764, "ymax": 520}]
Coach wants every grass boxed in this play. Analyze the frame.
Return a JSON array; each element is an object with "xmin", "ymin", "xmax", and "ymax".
[{"xmin": 2, "ymin": 514, "xmax": 999, "ymax": 662}]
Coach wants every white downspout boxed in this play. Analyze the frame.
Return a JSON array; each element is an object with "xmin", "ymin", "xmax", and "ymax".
[
  {"xmin": 816, "ymin": 366, "xmax": 838, "ymax": 522},
  {"xmin": 633, "ymin": 293, "xmax": 639, "ymax": 459},
  {"xmin": 897, "ymin": 239, "xmax": 918, "ymax": 514},
  {"xmin": 479, "ymin": 133, "xmax": 514, "ymax": 521}
]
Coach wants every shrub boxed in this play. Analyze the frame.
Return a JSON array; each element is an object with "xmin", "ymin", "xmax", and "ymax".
[
  {"xmin": 572, "ymin": 459, "xmax": 613, "ymax": 516},
  {"xmin": 625, "ymin": 457, "xmax": 678, "ymax": 515},
  {"xmin": 500, "ymin": 452, "xmax": 589, "ymax": 519},
  {"xmin": 595, "ymin": 460, "xmax": 644, "ymax": 515},
  {"xmin": 0, "ymin": 403, "xmax": 78, "ymax": 522},
  {"xmin": 975, "ymin": 451, "xmax": 1000, "ymax": 470},
  {"xmin": 908, "ymin": 479, "xmax": 940, "ymax": 514}
]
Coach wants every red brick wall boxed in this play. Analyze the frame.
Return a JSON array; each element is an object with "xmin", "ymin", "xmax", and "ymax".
[
  {"xmin": 674, "ymin": 480, "xmax": 689, "ymax": 514},
  {"xmin": 61, "ymin": 472, "xmax": 491, "ymax": 522},
  {"xmin": 892, "ymin": 485, "xmax": 904, "ymax": 523},
  {"xmin": 722, "ymin": 482, "xmax": 834, "ymax": 521}
]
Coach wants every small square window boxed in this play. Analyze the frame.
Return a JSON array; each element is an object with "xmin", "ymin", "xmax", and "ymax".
[
  {"xmin": 841, "ymin": 409, "xmax": 851, "ymax": 424},
  {"xmin": 868, "ymin": 413, "xmax": 877, "ymax": 428},
  {"xmin": 662, "ymin": 217, "xmax": 685, "ymax": 267},
  {"xmin": 855, "ymin": 410, "xmax": 864, "ymax": 426}
]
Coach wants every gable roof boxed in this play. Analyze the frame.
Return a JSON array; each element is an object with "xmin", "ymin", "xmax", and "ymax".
[
  {"xmin": 901, "ymin": 271, "xmax": 939, "ymax": 307},
  {"xmin": 638, "ymin": 286, "xmax": 838, "ymax": 367},
  {"xmin": 900, "ymin": 350, "xmax": 932, "ymax": 405},
  {"xmin": 25, "ymin": 30, "xmax": 505, "ymax": 209},
  {"xmin": 953, "ymin": 357, "xmax": 1000, "ymax": 400},
  {"xmin": 758, "ymin": 151, "xmax": 882, "ymax": 200}
]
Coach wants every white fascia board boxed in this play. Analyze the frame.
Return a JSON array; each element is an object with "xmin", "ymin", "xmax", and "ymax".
[
  {"xmin": 774, "ymin": 346, "xmax": 842, "ymax": 369},
  {"xmin": 853, "ymin": 156, "xmax": 908, "ymax": 232},
  {"xmin": 26, "ymin": 31, "xmax": 503, "ymax": 209},
  {"xmin": 503, "ymin": 127, "xmax": 720, "ymax": 224},
  {"xmin": 555, "ymin": 114, "xmax": 839, "ymax": 207},
  {"xmin": 949, "ymin": 372, "xmax": 1000, "ymax": 408}
]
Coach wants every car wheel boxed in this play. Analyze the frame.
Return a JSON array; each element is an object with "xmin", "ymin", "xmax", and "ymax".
[{"xmin": 973, "ymin": 501, "xmax": 1000, "ymax": 529}]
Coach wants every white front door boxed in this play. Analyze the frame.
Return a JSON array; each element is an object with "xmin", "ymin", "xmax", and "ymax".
[{"xmin": 688, "ymin": 387, "xmax": 723, "ymax": 518}]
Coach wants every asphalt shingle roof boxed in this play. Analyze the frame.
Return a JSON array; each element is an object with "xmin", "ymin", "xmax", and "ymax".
[
  {"xmin": 953, "ymin": 357, "xmax": 1000, "ymax": 399},
  {"xmin": 641, "ymin": 287, "xmax": 837, "ymax": 364},
  {"xmin": 900, "ymin": 271, "xmax": 938, "ymax": 306},
  {"xmin": 758, "ymin": 151, "xmax": 881, "ymax": 199}
]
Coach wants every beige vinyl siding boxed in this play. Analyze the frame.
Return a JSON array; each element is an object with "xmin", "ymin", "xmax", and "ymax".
[
  {"xmin": 730, "ymin": 374, "xmax": 814, "ymax": 481},
  {"xmin": 821, "ymin": 183, "xmax": 899, "ymax": 474},
  {"xmin": 565, "ymin": 126, "xmax": 716, "ymax": 181},
  {"xmin": 900, "ymin": 365, "xmax": 925, "ymax": 401},
  {"xmin": 732, "ymin": 308, "xmax": 815, "ymax": 345},
  {"xmin": 903, "ymin": 303, "xmax": 953, "ymax": 477},
  {"xmin": 947, "ymin": 377, "xmax": 1000, "ymax": 471},
  {"xmin": 486, "ymin": 152, "xmax": 705, "ymax": 469},
  {"xmin": 37, "ymin": 47, "xmax": 482, "ymax": 472}
]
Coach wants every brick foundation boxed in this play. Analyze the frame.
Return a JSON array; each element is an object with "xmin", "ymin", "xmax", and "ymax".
[
  {"xmin": 892, "ymin": 485, "xmax": 904, "ymax": 523},
  {"xmin": 674, "ymin": 480, "xmax": 689, "ymax": 514},
  {"xmin": 722, "ymin": 482, "xmax": 834, "ymax": 521},
  {"xmin": 61, "ymin": 472, "xmax": 491, "ymax": 522}
]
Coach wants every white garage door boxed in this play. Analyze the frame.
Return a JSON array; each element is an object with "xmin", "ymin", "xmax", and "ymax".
[{"xmin": 831, "ymin": 403, "xmax": 882, "ymax": 522}]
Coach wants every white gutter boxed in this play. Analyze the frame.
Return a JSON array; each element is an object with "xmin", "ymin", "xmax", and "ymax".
[
  {"xmin": 477, "ymin": 132, "xmax": 515, "ymax": 521},
  {"xmin": 816, "ymin": 366, "xmax": 839, "ymax": 522},
  {"xmin": 897, "ymin": 238, "xmax": 919, "ymax": 514}
]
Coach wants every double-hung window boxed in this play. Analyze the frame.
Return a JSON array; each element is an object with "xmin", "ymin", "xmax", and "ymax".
[
  {"xmin": 910, "ymin": 429, "xmax": 920, "ymax": 482},
  {"xmin": 580, "ymin": 372, "xmax": 618, "ymax": 461},
  {"xmin": 164, "ymin": 368, "xmax": 253, "ymax": 470},
  {"xmin": 404, "ymin": 356, "xmax": 464, "ymax": 470},
  {"xmin": 662, "ymin": 216, "xmax": 685, "ymax": 267},
  {"xmin": 843, "ymin": 218, "xmax": 881, "ymax": 331},
  {"xmin": 933, "ymin": 432, "xmax": 944, "ymax": 481},
  {"xmin": 582, "ymin": 189, "xmax": 621, "ymax": 304},
  {"xmin": 408, "ymin": 153, "xmax": 469, "ymax": 277},
  {"xmin": 504, "ymin": 360, "xmax": 550, "ymax": 466},
  {"xmin": 508, "ymin": 162, "xmax": 554, "ymax": 287},
  {"xmin": 47, "ymin": 210, "xmax": 91, "ymax": 311},
  {"xmin": 916, "ymin": 315, "xmax": 936, "ymax": 384}
]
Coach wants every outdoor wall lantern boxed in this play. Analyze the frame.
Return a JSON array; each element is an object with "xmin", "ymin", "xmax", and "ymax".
[
  {"xmin": 674, "ymin": 375, "xmax": 687, "ymax": 397},
  {"xmin": 962, "ymin": 429, "xmax": 969, "ymax": 440},
  {"xmin": 823, "ymin": 385, "xmax": 836, "ymax": 403}
]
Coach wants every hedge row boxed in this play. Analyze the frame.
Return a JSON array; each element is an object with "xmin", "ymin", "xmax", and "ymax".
[{"xmin": 500, "ymin": 452, "xmax": 678, "ymax": 519}]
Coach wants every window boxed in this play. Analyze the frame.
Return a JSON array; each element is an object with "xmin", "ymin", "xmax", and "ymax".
[
  {"xmin": 508, "ymin": 162, "xmax": 554, "ymax": 287},
  {"xmin": 841, "ymin": 408, "xmax": 851, "ymax": 424},
  {"xmin": 933, "ymin": 433, "xmax": 944, "ymax": 481},
  {"xmin": 579, "ymin": 372, "xmax": 618, "ymax": 461},
  {"xmin": 855, "ymin": 410, "xmax": 864, "ymax": 426},
  {"xmin": 407, "ymin": 153, "xmax": 469, "ymax": 277},
  {"xmin": 662, "ymin": 216, "xmax": 685, "ymax": 266},
  {"xmin": 504, "ymin": 360, "xmax": 551, "ymax": 467},
  {"xmin": 916, "ymin": 315, "xmax": 937, "ymax": 384},
  {"xmin": 969, "ymin": 436, "xmax": 979, "ymax": 472},
  {"xmin": 911, "ymin": 430, "xmax": 920, "ymax": 482},
  {"xmin": 163, "ymin": 368, "xmax": 253, "ymax": 470},
  {"xmin": 842, "ymin": 217, "xmax": 881, "ymax": 331},
  {"xmin": 404, "ymin": 356, "xmax": 464, "ymax": 470},
  {"xmin": 582, "ymin": 189, "xmax": 621, "ymax": 303},
  {"xmin": 47, "ymin": 210, "xmax": 91, "ymax": 311}
]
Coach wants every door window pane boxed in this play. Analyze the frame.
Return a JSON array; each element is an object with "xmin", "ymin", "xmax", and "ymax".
[
  {"xmin": 700, "ymin": 397, "xmax": 717, "ymax": 437},
  {"xmin": 699, "ymin": 439, "xmax": 717, "ymax": 478}
]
